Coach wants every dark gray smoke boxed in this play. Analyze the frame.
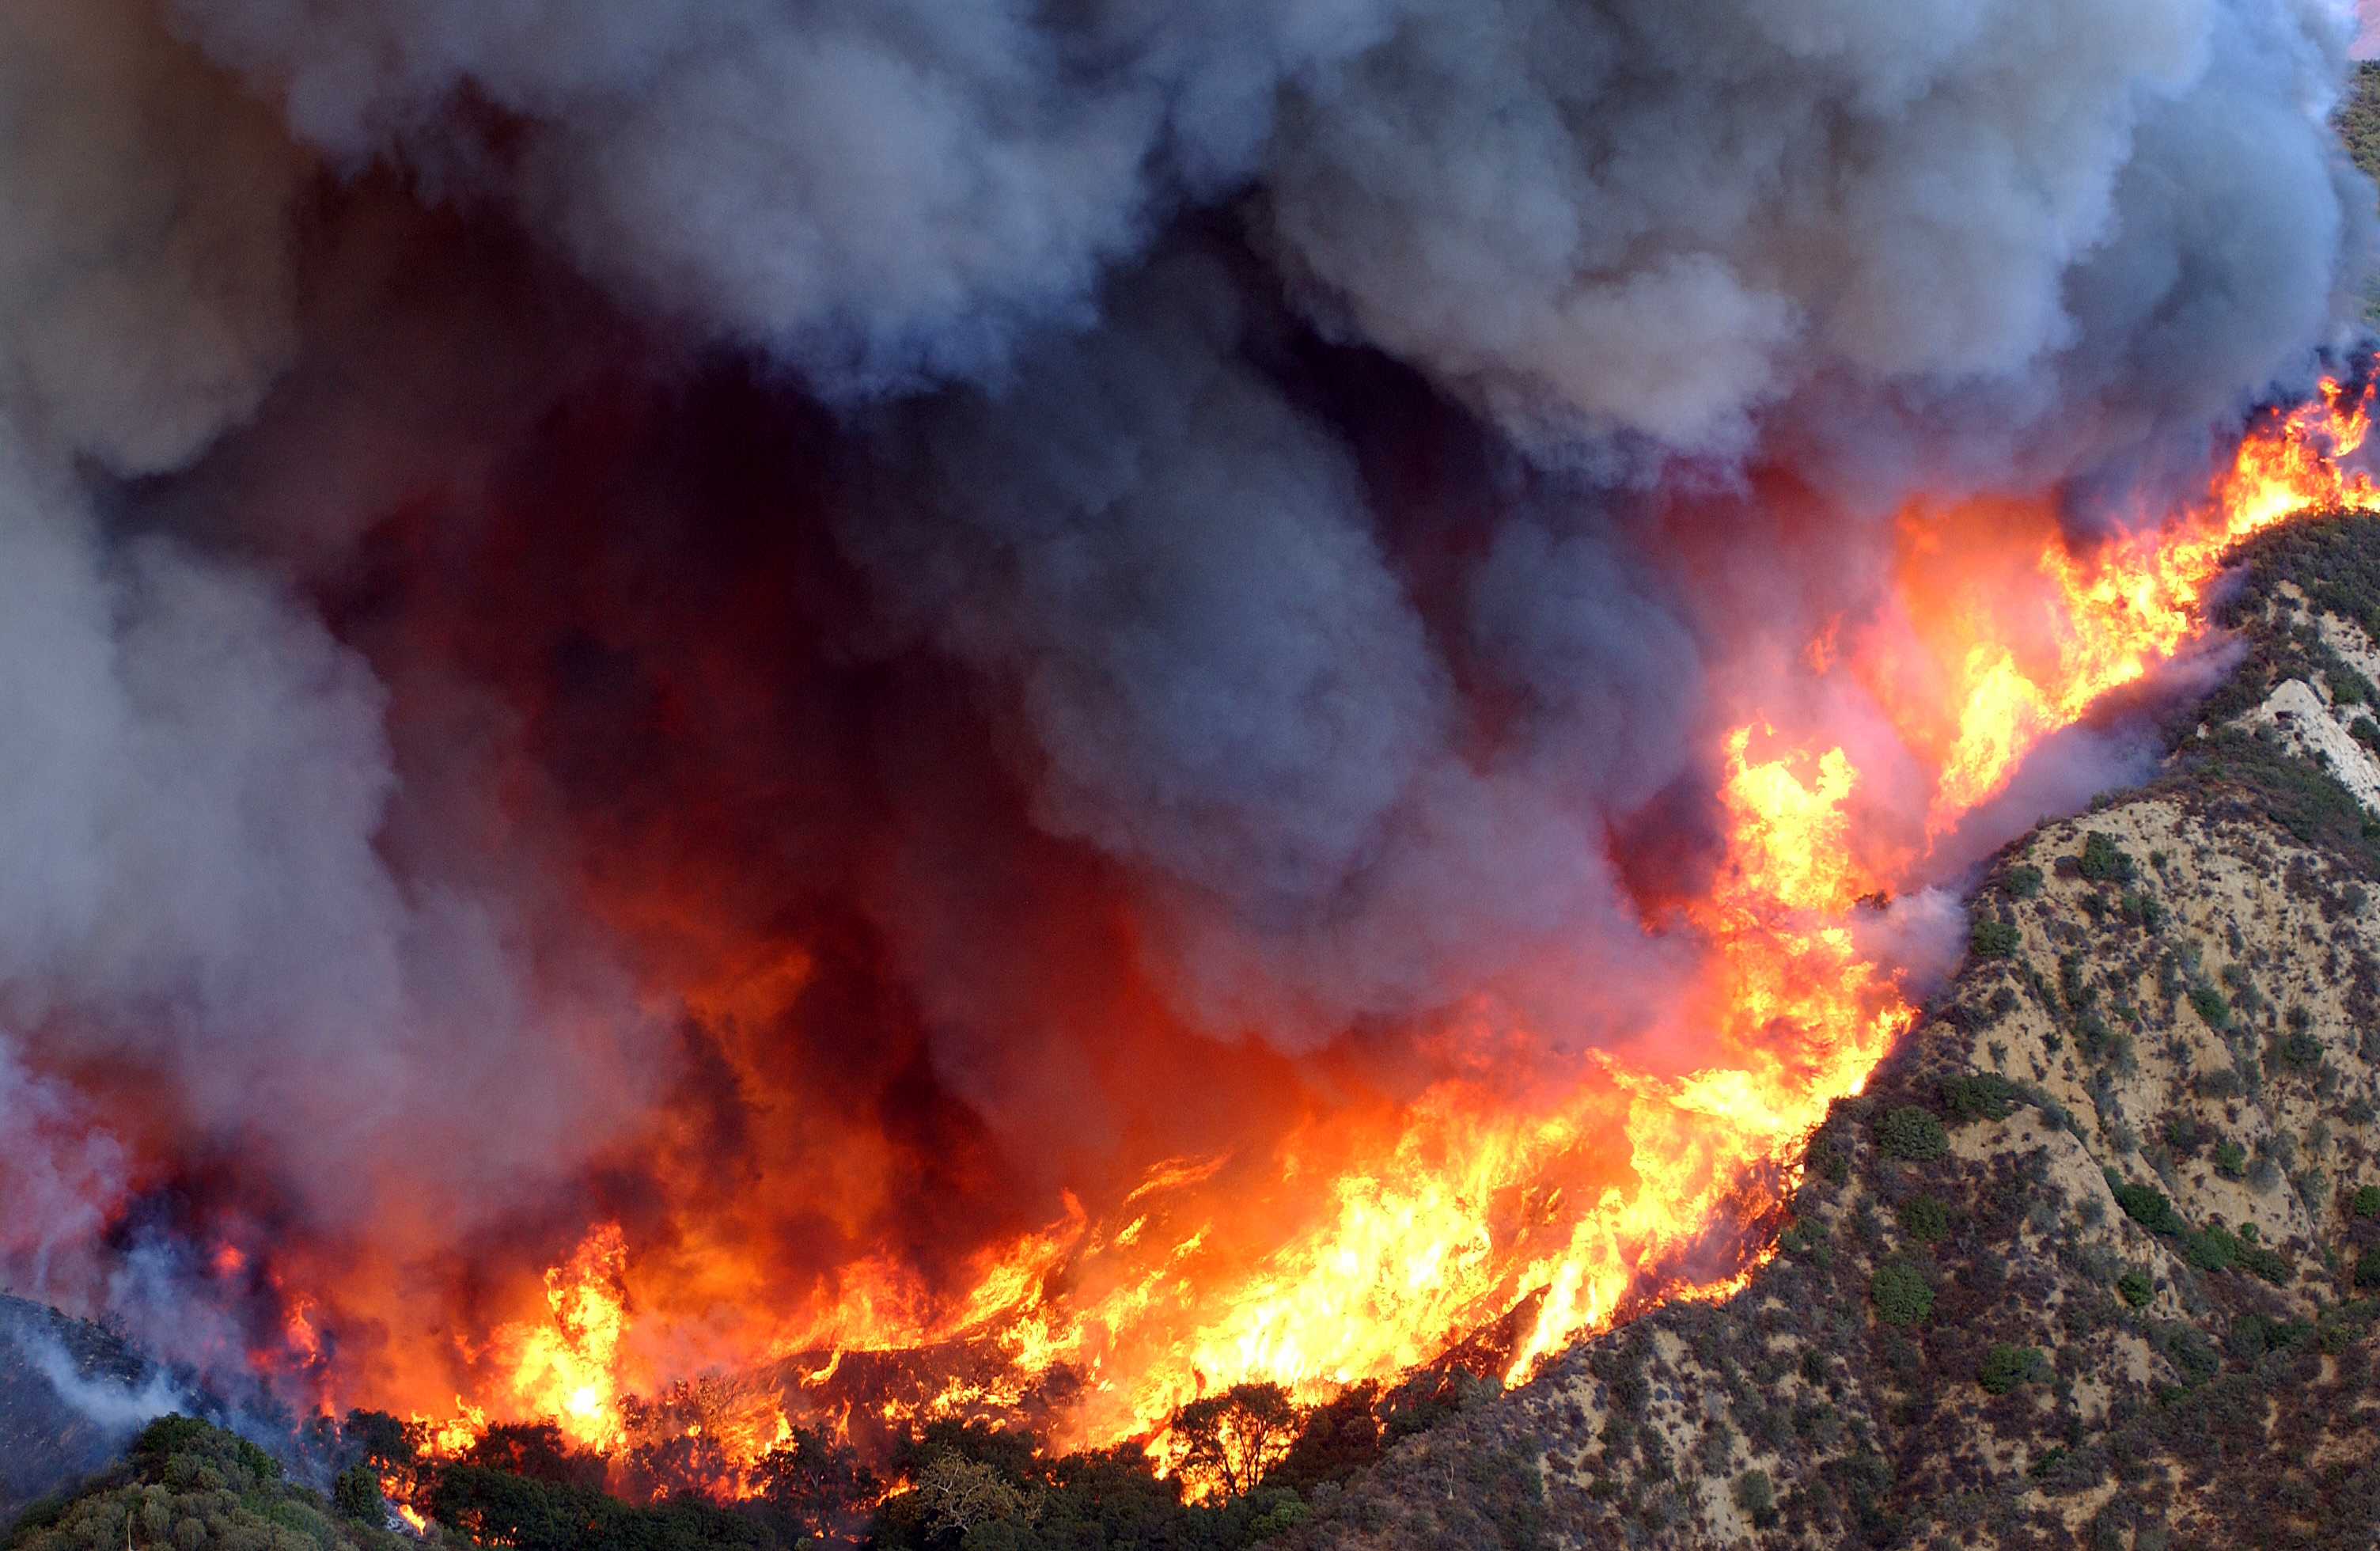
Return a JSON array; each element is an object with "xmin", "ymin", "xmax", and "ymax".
[
  {"xmin": 155, "ymin": 0, "xmax": 2376, "ymax": 457},
  {"xmin": 0, "ymin": 0, "xmax": 2369, "ymax": 1400},
  {"xmin": 846, "ymin": 252, "xmax": 1705, "ymax": 1043}
]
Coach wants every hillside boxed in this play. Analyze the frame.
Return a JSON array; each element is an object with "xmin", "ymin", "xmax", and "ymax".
[
  {"xmin": 2341, "ymin": 62, "xmax": 2380, "ymax": 187},
  {"xmin": 1284, "ymin": 515, "xmax": 2380, "ymax": 1549},
  {"xmin": 0, "ymin": 1298, "xmax": 176, "ymax": 1522},
  {"xmin": 19, "ymin": 517, "xmax": 2380, "ymax": 1549},
  {"xmin": 2, "ymin": 1415, "xmax": 411, "ymax": 1551}
]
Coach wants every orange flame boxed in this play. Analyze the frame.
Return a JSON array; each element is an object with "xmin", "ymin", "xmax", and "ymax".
[
  {"xmin": 490, "ymin": 1223, "xmax": 629, "ymax": 1454},
  {"xmin": 388, "ymin": 376, "xmax": 2376, "ymax": 1498},
  {"xmin": 1874, "ymin": 378, "xmax": 2379, "ymax": 827}
]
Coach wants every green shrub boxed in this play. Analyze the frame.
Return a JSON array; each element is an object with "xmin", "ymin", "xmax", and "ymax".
[
  {"xmin": 2222, "ymin": 963, "xmax": 2264, "ymax": 1014},
  {"xmin": 1977, "ymin": 1344, "xmax": 2047, "ymax": 1395},
  {"xmin": 1875, "ymin": 1106, "xmax": 1948, "ymax": 1162},
  {"xmin": 2076, "ymin": 832, "xmax": 2136, "ymax": 883},
  {"xmin": 2109, "ymin": 1174, "xmax": 2179, "ymax": 1233},
  {"xmin": 2280, "ymin": 1029, "xmax": 2324, "ymax": 1068},
  {"xmin": 1897, "ymin": 1195, "xmax": 1950, "ymax": 1242},
  {"xmin": 2181, "ymin": 1223, "xmax": 2290, "ymax": 1284},
  {"xmin": 1246, "ymin": 1496, "xmax": 1310, "ymax": 1540},
  {"xmin": 1969, "ymin": 919, "xmax": 2021, "ymax": 958},
  {"xmin": 2189, "ymin": 984, "xmax": 2232, "ymax": 1030},
  {"xmin": 1732, "ymin": 1469, "xmax": 1776, "ymax": 1529},
  {"xmin": 2117, "ymin": 1268, "xmax": 2154, "ymax": 1308},
  {"xmin": 2005, "ymin": 863, "xmax": 2045, "ymax": 898},
  {"xmin": 1870, "ymin": 1261, "xmax": 1934, "ymax": 1326},
  {"xmin": 2215, "ymin": 1140, "xmax": 2247, "ymax": 1178},
  {"xmin": 2351, "ymin": 1184, "xmax": 2380, "ymax": 1219},
  {"xmin": 1940, "ymin": 1071, "xmax": 2016, "ymax": 1122},
  {"xmin": 1813, "ymin": 1142, "xmax": 1849, "ymax": 1183},
  {"xmin": 430, "ymin": 1463, "xmax": 770, "ymax": 1551}
]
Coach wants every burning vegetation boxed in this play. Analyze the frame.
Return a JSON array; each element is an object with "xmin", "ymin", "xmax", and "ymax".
[
  {"xmin": 6, "ymin": 1, "xmax": 2380, "ymax": 1547},
  {"xmin": 351, "ymin": 378, "xmax": 2378, "ymax": 1498},
  {"xmin": 23, "ymin": 381, "xmax": 2344, "ymax": 1551}
]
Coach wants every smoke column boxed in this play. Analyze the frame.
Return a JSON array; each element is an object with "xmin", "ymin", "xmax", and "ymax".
[{"xmin": 0, "ymin": 0, "xmax": 2372, "ymax": 1441}]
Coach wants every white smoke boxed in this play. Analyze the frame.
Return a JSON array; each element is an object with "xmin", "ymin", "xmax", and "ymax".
[
  {"xmin": 2, "ymin": 1315, "xmax": 191, "ymax": 1435},
  {"xmin": 0, "ymin": 1037, "xmax": 127, "ymax": 1300},
  {"xmin": 0, "ymin": 1, "xmax": 305, "ymax": 476},
  {"xmin": 160, "ymin": 0, "xmax": 1409, "ymax": 393}
]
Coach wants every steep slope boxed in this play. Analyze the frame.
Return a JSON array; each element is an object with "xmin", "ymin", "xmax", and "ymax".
[
  {"xmin": 1287, "ymin": 516, "xmax": 2380, "ymax": 1550},
  {"xmin": 0, "ymin": 1298, "xmax": 180, "ymax": 1521}
]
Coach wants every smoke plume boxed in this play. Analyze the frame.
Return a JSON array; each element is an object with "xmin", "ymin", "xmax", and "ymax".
[{"xmin": 0, "ymin": 0, "xmax": 2370, "ymax": 1430}]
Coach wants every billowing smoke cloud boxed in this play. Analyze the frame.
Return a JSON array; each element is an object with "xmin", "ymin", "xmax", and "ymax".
[
  {"xmin": 0, "ymin": 1, "xmax": 302, "ymax": 474},
  {"xmin": 0, "ymin": 1037, "xmax": 127, "ymax": 1297},
  {"xmin": 154, "ymin": 0, "xmax": 2374, "ymax": 463},
  {"xmin": 846, "ymin": 251, "xmax": 1704, "ymax": 1042},
  {"xmin": 0, "ymin": 0, "xmax": 2367, "ymax": 1421},
  {"xmin": 0, "ymin": 0, "xmax": 664, "ymax": 1319}
]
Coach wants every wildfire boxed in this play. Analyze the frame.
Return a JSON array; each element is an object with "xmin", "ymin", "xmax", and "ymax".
[
  {"xmin": 1875, "ymin": 377, "xmax": 2380, "ymax": 828},
  {"xmin": 492, "ymin": 1223, "xmax": 629, "ymax": 1454},
  {"xmin": 366, "ymin": 374, "xmax": 2376, "ymax": 1502}
]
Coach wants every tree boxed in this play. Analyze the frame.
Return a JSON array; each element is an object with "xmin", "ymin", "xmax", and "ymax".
[
  {"xmin": 332, "ymin": 1463, "xmax": 385, "ymax": 1523},
  {"xmin": 2076, "ymin": 832, "xmax": 2136, "ymax": 883},
  {"xmin": 755, "ymin": 1424, "xmax": 879, "ymax": 1542},
  {"xmin": 1169, "ymin": 1382, "xmax": 1301, "ymax": 1500},
  {"xmin": 1269, "ymin": 1379, "xmax": 1382, "ymax": 1491},
  {"xmin": 460, "ymin": 1420, "xmax": 608, "ymax": 1490},
  {"xmin": 1734, "ymin": 1469, "xmax": 1777, "ymax": 1529},
  {"xmin": 1977, "ymin": 1344, "xmax": 2046, "ymax": 1395},
  {"xmin": 1969, "ymin": 919, "xmax": 2021, "ymax": 958},
  {"xmin": 1896, "ymin": 1195, "xmax": 1950, "ymax": 1243},
  {"xmin": 911, "ymin": 1452, "xmax": 1035, "ymax": 1540}
]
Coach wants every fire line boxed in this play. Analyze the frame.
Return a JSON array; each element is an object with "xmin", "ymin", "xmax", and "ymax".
[{"xmin": 371, "ymin": 377, "xmax": 2380, "ymax": 1501}]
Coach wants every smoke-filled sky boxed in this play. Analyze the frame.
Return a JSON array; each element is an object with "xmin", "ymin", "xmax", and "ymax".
[{"xmin": 0, "ymin": 0, "xmax": 2374, "ymax": 1413}]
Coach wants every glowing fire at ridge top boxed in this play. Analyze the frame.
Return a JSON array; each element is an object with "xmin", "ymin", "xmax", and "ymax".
[
  {"xmin": 405, "ymin": 377, "xmax": 2377, "ymax": 1492},
  {"xmin": 1884, "ymin": 378, "xmax": 2380, "ymax": 829}
]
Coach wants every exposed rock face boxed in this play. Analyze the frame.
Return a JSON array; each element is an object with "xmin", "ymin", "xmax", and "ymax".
[{"xmin": 1287, "ymin": 521, "xmax": 2380, "ymax": 1549}]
